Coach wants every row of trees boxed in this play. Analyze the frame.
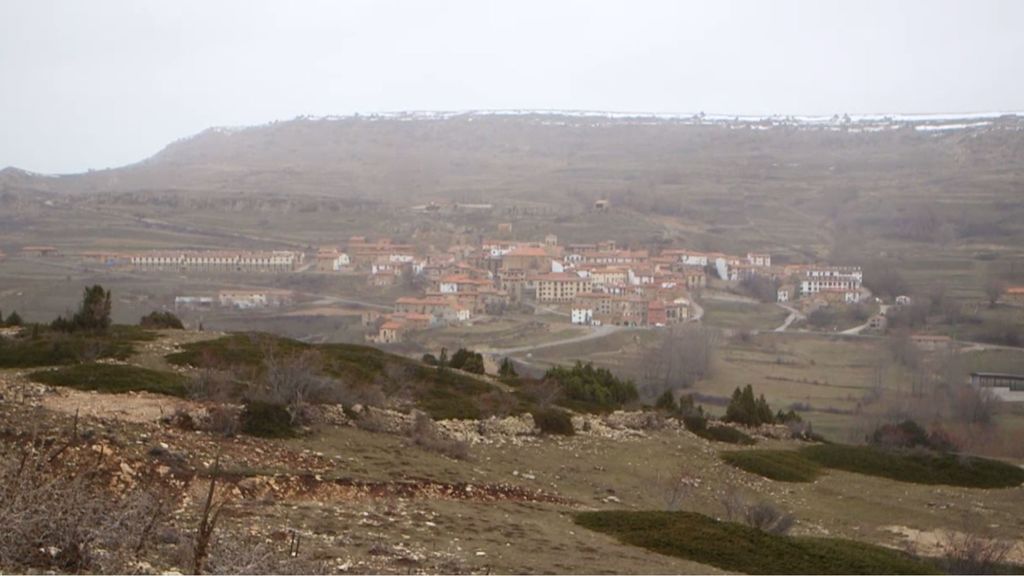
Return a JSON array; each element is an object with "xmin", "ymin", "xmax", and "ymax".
[
  {"xmin": 422, "ymin": 347, "xmax": 486, "ymax": 375},
  {"xmin": 723, "ymin": 385, "xmax": 801, "ymax": 428},
  {"xmin": 544, "ymin": 361, "xmax": 639, "ymax": 411}
]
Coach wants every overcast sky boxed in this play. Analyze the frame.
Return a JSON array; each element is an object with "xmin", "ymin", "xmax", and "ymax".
[{"xmin": 1, "ymin": 0, "xmax": 1022, "ymax": 174}]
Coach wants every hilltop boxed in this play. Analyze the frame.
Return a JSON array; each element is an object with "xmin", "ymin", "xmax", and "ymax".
[{"xmin": 4, "ymin": 111, "xmax": 1024, "ymax": 204}]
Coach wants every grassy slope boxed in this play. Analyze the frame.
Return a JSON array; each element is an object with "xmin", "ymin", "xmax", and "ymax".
[
  {"xmin": 29, "ymin": 363, "xmax": 187, "ymax": 397},
  {"xmin": 721, "ymin": 449, "xmax": 823, "ymax": 482},
  {"xmin": 0, "ymin": 325, "xmax": 155, "ymax": 368},
  {"xmin": 575, "ymin": 510, "xmax": 936, "ymax": 575},
  {"xmin": 165, "ymin": 332, "xmax": 509, "ymax": 419}
]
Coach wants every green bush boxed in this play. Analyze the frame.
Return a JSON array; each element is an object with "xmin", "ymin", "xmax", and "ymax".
[
  {"xmin": 239, "ymin": 401, "xmax": 296, "ymax": 438},
  {"xmin": 498, "ymin": 357, "xmax": 518, "ymax": 378},
  {"xmin": 721, "ymin": 450, "xmax": 823, "ymax": 482},
  {"xmin": 544, "ymin": 361, "xmax": 638, "ymax": 412},
  {"xmin": 29, "ymin": 363, "xmax": 187, "ymax": 397},
  {"xmin": 51, "ymin": 285, "xmax": 112, "ymax": 334},
  {"xmin": 575, "ymin": 511, "xmax": 935, "ymax": 574},
  {"xmin": 532, "ymin": 407, "xmax": 575, "ymax": 436},
  {"xmin": 449, "ymin": 348, "xmax": 486, "ymax": 374},
  {"xmin": 0, "ymin": 328, "xmax": 145, "ymax": 368},
  {"xmin": 167, "ymin": 333, "xmax": 521, "ymax": 421},
  {"xmin": 655, "ymin": 390, "xmax": 678, "ymax": 412},
  {"xmin": 139, "ymin": 310, "xmax": 184, "ymax": 329},
  {"xmin": 682, "ymin": 412, "xmax": 708, "ymax": 433},
  {"xmin": 800, "ymin": 444, "xmax": 1024, "ymax": 488},
  {"xmin": 694, "ymin": 425, "xmax": 755, "ymax": 445},
  {"xmin": 724, "ymin": 385, "xmax": 775, "ymax": 427},
  {"xmin": 722, "ymin": 444, "xmax": 1024, "ymax": 488},
  {"xmin": 870, "ymin": 419, "xmax": 957, "ymax": 452}
]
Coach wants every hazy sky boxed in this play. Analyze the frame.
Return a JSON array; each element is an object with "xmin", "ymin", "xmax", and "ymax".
[{"xmin": 2, "ymin": 0, "xmax": 1022, "ymax": 174}]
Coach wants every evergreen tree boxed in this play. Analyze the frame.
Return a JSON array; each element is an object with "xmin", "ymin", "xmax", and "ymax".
[
  {"xmin": 725, "ymin": 385, "xmax": 773, "ymax": 426},
  {"xmin": 53, "ymin": 285, "xmax": 112, "ymax": 333},
  {"xmin": 74, "ymin": 285, "xmax": 112, "ymax": 332},
  {"xmin": 498, "ymin": 357, "xmax": 518, "ymax": 378},
  {"xmin": 5, "ymin": 311, "xmax": 22, "ymax": 327},
  {"xmin": 655, "ymin": 389, "xmax": 678, "ymax": 412}
]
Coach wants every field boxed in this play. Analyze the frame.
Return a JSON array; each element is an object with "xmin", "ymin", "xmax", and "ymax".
[{"xmin": 700, "ymin": 299, "xmax": 789, "ymax": 331}]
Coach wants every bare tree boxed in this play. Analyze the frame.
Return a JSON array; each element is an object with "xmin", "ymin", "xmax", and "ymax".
[
  {"xmin": 984, "ymin": 277, "xmax": 1007, "ymax": 308},
  {"xmin": 262, "ymin": 348, "xmax": 328, "ymax": 425},
  {"xmin": 644, "ymin": 325, "xmax": 719, "ymax": 394},
  {"xmin": 719, "ymin": 488, "xmax": 795, "ymax": 535},
  {"xmin": 0, "ymin": 444, "xmax": 168, "ymax": 573},
  {"xmin": 940, "ymin": 518, "xmax": 1014, "ymax": 575},
  {"xmin": 661, "ymin": 468, "xmax": 697, "ymax": 511}
]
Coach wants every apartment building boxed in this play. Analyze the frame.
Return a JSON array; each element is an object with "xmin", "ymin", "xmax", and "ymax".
[{"xmin": 533, "ymin": 273, "xmax": 593, "ymax": 303}]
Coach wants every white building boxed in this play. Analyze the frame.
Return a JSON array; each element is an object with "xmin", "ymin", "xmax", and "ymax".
[
  {"xmin": 747, "ymin": 253, "xmax": 772, "ymax": 267},
  {"xmin": 800, "ymin": 266, "xmax": 863, "ymax": 296},
  {"xmin": 571, "ymin": 306, "xmax": 594, "ymax": 325}
]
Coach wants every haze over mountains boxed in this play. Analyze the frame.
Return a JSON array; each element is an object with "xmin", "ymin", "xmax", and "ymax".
[{"xmin": 2, "ymin": 111, "xmax": 1023, "ymax": 206}]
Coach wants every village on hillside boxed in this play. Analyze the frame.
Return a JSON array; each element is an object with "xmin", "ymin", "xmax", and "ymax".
[{"xmin": 22, "ymin": 228, "xmax": 877, "ymax": 344}]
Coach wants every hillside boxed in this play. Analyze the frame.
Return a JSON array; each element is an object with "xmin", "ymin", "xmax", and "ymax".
[
  {"xmin": 2, "ymin": 326, "xmax": 1024, "ymax": 573},
  {"xmin": 4, "ymin": 112, "xmax": 1024, "ymax": 205},
  {"xmin": 2, "ymin": 113, "xmax": 1023, "ymax": 291}
]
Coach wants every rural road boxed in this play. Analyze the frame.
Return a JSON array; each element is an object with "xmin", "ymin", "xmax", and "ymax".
[
  {"xmin": 840, "ymin": 303, "xmax": 888, "ymax": 335},
  {"xmin": 774, "ymin": 303, "xmax": 805, "ymax": 332}
]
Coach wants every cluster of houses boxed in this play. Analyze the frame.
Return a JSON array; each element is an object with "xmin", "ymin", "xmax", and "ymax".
[
  {"xmin": 335, "ymin": 231, "xmax": 871, "ymax": 343},
  {"xmin": 338, "ymin": 234, "xmax": 772, "ymax": 343}
]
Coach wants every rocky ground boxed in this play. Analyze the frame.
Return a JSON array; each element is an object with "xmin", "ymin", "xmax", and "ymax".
[{"xmin": 2, "ymin": 330, "xmax": 1024, "ymax": 573}]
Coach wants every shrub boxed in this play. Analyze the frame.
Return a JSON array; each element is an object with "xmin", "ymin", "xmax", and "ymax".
[
  {"xmin": 721, "ymin": 450, "xmax": 822, "ymax": 482},
  {"xmin": 532, "ymin": 407, "xmax": 574, "ymax": 436},
  {"xmin": 449, "ymin": 348, "xmax": 485, "ymax": 374},
  {"xmin": 408, "ymin": 411, "xmax": 470, "ymax": 460},
  {"xmin": 870, "ymin": 419, "xmax": 958, "ymax": 452},
  {"xmin": 545, "ymin": 361, "xmax": 638, "ymax": 412},
  {"xmin": 799, "ymin": 444, "xmax": 1024, "ymax": 488},
  {"xmin": 51, "ymin": 285, "xmax": 112, "ymax": 334},
  {"xmin": 681, "ymin": 412, "xmax": 708, "ymax": 433},
  {"xmin": 574, "ymin": 511, "xmax": 934, "ymax": 575},
  {"xmin": 720, "ymin": 491, "xmax": 796, "ymax": 535},
  {"xmin": 498, "ymin": 357, "xmax": 518, "ymax": 378},
  {"xmin": 655, "ymin": 390, "xmax": 678, "ymax": 412},
  {"xmin": 204, "ymin": 405, "xmax": 241, "ymax": 437},
  {"xmin": 807, "ymin": 307, "xmax": 838, "ymax": 329},
  {"xmin": 724, "ymin": 385, "xmax": 775, "ymax": 427},
  {"xmin": 939, "ymin": 528, "xmax": 1015, "ymax": 575},
  {"xmin": 239, "ymin": 401, "xmax": 296, "ymax": 438},
  {"xmin": 696, "ymin": 425, "xmax": 755, "ymax": 445},
  {"xmin": 0, "ymin": 446, "xmax": 169, "ymax": 573},
  {"xmin": 29, "ymin": 364, "xmax": 188, "ymax": 397},
  {"xmin": 0, "ymin": 332, "xmax": 138, "ymax": 368},
  {"xmin": 139, "ymin": 310, "xmax": 184, "ymax": 329}
]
